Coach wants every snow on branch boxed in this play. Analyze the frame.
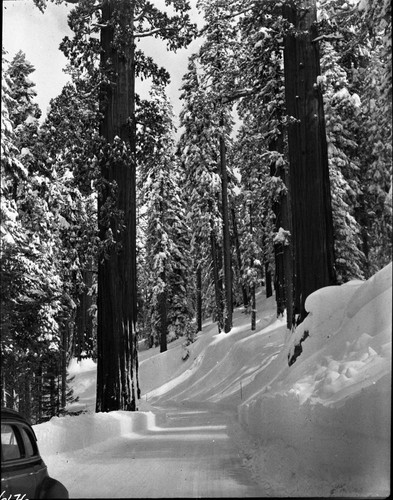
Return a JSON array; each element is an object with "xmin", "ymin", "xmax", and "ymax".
[
  {"xmin": 222, "ymin": 88, "xmax": 256, "ymax": 103},
  {"xmin": 312, "ymin": 34, "xmax": 344, "ymax": 43}
]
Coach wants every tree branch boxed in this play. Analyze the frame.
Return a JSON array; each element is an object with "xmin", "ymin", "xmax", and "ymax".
[
  {"xmin": 134, "ymin": 27, "xmax": 164, "ymax": 38},
  {"xmin": 223, "ymin": 5, "xmax": 255, "ymax": 20},
  {"xmin": 134, "ymin": 9, "xmax": 146, "ymax": 23},
  {"xmin": 222, "ymin": 88, "xmax": 256, "ymax": 103},
  {"xmin": 312, "ymin": 34, "xmax": 344, "ymax": 43}
]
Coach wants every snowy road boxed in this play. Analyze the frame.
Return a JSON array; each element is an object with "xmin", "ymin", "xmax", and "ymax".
[{"xmin": 48, "ymin": 405, "xmax": 268, "ymax": 498}]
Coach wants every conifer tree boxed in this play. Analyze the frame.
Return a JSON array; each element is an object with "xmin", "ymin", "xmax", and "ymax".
[
  {"xmin": 139, "ymin": 85, "xmax": 194, "ymax": 352},
  {"xmin": 317, "ymin": 0, "xmax": 391, "ymax": 278},
  {"xmin": 98, "ymin": 0, "xmax": 195, "ymax": 412},
  {"xmin": 1, "ymin": 51, "xmax": 77, "ymax": 421},
  {"xmin": 356, "ymin": 0, "xmax": 392, "ymax": 275},
  {"xmin": 282, "ymin": 0, "xmax": 336, "ymax": 324},
  {"xmin": 234, "ymin": 0, "xmax": 337, "ymax": 326},
  {"xmin": 319, "ymin": 41, "xmax": 365, "ymax": 282},
  {"xmin": 235, "ymin": 5, "xmax": 292, "ymax": 322},
  {"xmin": 357, "ymin": 56, "xmax": 392, "ymax": 275},
  {"xmin": 197, "ymin": 0, "xmax": 239, "ymax": 332},
  {"xmin": 39, "ymin": 82, "xmax": 99, "ymax": 362},
  {"xmin": 35, "ymin": 0, "xmax": 196, "ymax": 411},
  {"xmin": 178, "ymin": 55, "xmax": 225, "ymax": 332}
]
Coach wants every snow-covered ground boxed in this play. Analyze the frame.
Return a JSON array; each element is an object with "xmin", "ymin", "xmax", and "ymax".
[{"xmin": 34, "ymin": 263, "xmax": 392, "ymax": 497}]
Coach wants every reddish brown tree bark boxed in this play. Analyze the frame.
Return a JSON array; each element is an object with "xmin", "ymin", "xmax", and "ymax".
[
  {"xmin": 96, "ymin": 0, "xmax": 138, "ymax": 412},
  {"xmin": 283, "ymin": 0, "xmax": 336, "ymax": 324}
]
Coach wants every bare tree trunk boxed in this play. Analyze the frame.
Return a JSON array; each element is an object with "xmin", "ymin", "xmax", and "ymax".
[
  {"xmin": 37, "ymin": 364, "xmax": 43, "ymax": 423},
  {"xmin": 217, "ymin": 243, "xmax": 224, "ymax": 322},
  {"xmin": 264, "ymin": 261, "xmax": 273, "ymax": 298},
  {"xmin": 49, "ymin": 365, "xmax": 56, "ymax": 417},
  {"xmin": 219, "ymin": 122, "xmax": 232, "ymax": 332},
  {"xmin": 158, "ymin": 268, "xmax": 168, "ymax": 353},
  {"xmin": 356, "ymin": 195, "xmax": 371, "ymax": 278},
  {"xmin": 1, "ymin": 373, "xmax": 5, "ymax": 407},
  {"xmin": 196, "ymin": 265, "xmax": 203, "ymax": 332},
  {"xmin": 75, "ymin": 266, "xmax": 93, "ymax": 360},
  {"xmin": 18, "ymin": 373, "xmax": 31, "ymax": 421},
  {"xmin": 158, "ymin": 179, "xmax": 168, "ymax": 353},
  {"xmin": 231, "ymin": 208, "xmax": 248, "ymax": 308},
  {"xmin": 269, "ymin": 137, "xmax": 286, "ymax": 316},
  {"xmin": 249, "ymin": 205, "xmax": 256, "ymax": 330},
  {"xmin": 274, "ymin": 244, "xmax": 285, "ymax": 315},
  {"xmin": 210, "ymin": 224, "xmax": 224, "ymax": 332},
  {"xmin": 251, "ymin": 283, "xmax": 256, "ymax": 331},
  {"xmin": 96, "ymin": 0, "xmax": 139, "ymax": 412},
  {"xmin": 280, "ymin": 135, "xmax": 294, "ymax": 328},
  {"xmin": 283, "ymin": 0, "xmax": 336, "ymax": 324},
  {"xmin": 61, "ymin": 321, "xmax": 69, "ymax": 412}
]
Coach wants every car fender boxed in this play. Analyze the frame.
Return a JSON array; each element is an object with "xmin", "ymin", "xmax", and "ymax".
[{"xmin": 38, "ymin": 476, "xmax": 69, "ymax": 499}]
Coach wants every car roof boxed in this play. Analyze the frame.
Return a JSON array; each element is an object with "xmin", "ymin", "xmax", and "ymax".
[{"xmin": 1, "ymin": 407, "xmax": 32, "ymax": 426}]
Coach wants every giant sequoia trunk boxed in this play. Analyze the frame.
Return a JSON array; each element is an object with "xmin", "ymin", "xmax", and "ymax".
[
  {"xmin": 283, "ymin": 0, "xmax": 336, "ymax": 324},
  {"xmin": 96, "ymin": 0, "xmax": 139, "ymax": 412}
]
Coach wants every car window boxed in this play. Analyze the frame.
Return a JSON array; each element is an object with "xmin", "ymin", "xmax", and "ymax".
[
  {"xmin": 20, "ymin": 426, "xmax": 37, "ymax": 458},
  {"xmin": 1, "ymin": 424, "xmax": 22, "ymax": 461}
]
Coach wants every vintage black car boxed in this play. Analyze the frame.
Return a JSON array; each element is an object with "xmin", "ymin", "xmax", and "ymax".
[{"xmin": 1, "ymin": 408, "xmax": 68, "ymax": 499}]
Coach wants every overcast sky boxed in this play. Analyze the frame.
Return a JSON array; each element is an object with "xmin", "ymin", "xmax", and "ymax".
[{"xmin": 2, "ymin": 0, "xmax": 203, "ymax": 130}]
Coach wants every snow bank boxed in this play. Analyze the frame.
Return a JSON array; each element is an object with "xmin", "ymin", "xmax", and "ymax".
[
  {"xmin": 67, "ymin": 358, "xmax": 97, "ymax": 412},
  {"xmin": 34, "ymin": 410, "xmax": 157, "ymax": 457},
  {"xmin": 139, "ymin": 330, "xmax": 214, "ymax": 397},
  {"xmin": 144, "ymin": 264, "xmax": 391, "ymax": 496},
  {"xmin": 33, "ymin": 263, "xmax": 391, "ymax": 497},
  {"xmin": 238, "ymin": 263, "xmax": 391, "ymax": 497},
  {"xmin": 143, "ymin": 295, "xmax": 286, "ymax": 407}
]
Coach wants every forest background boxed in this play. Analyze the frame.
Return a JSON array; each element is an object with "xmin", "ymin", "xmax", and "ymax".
[{"xmin": 1, "ymin": 0, "xmax": 391, "ymax": 423}]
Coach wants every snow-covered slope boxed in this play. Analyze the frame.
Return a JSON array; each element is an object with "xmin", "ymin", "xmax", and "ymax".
[
  {"xmin": 33, "ymin": 263, "xmax": 392, "ymax": 497},
  {"xmin": 236, "ymin": 264, "xmax": 391, "ymax": 496}
]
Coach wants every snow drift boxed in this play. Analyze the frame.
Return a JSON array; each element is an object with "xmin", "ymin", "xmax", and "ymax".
[
  {"xmin": 35, "ymin": 410, "xmax": 157, "ymax": 457},
  {"xmin": 143, "ymin": 263, "xmax": 391, "ymax": 496},
  {"xmin": 33, "ymin": 263, "xmax": 392, "ymax": 497}
]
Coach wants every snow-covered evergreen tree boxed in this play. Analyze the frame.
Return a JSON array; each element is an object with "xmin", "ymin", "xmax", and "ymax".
[
  {"xmin": 235, "ymin": 5, "xmax": 291, "ymax": 321},
  {"xmin": 356, "ymin": 0, "xmax": 392, "ymax": 275},
  {"xmin": 139, "ymin": 84, "xmax": 195, "ymax": 351},
  {"xmin": 39, "ymin": 80, "xmax": 99, "ymax": 361},
  {"xmin": 178, "ymin": 55, "xmax": 225, "ymax": 332},
  {"xmin": 197, "ymin": 0, "xmax": 240, "ymax": 332},
  {"xmin": 1, "ymin": 51, "xmax": 74, "ymax": 421},
  {"xmin": 357, "ymin": 52, "xmax": 392, "ymax": 275},
  {"xmin": 318, "ymin": 0, "xmax": 392, "ymax": 278},
  {"xmin": 319, "ymin": 41, "xmax": 365, "ymax": 282}
]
